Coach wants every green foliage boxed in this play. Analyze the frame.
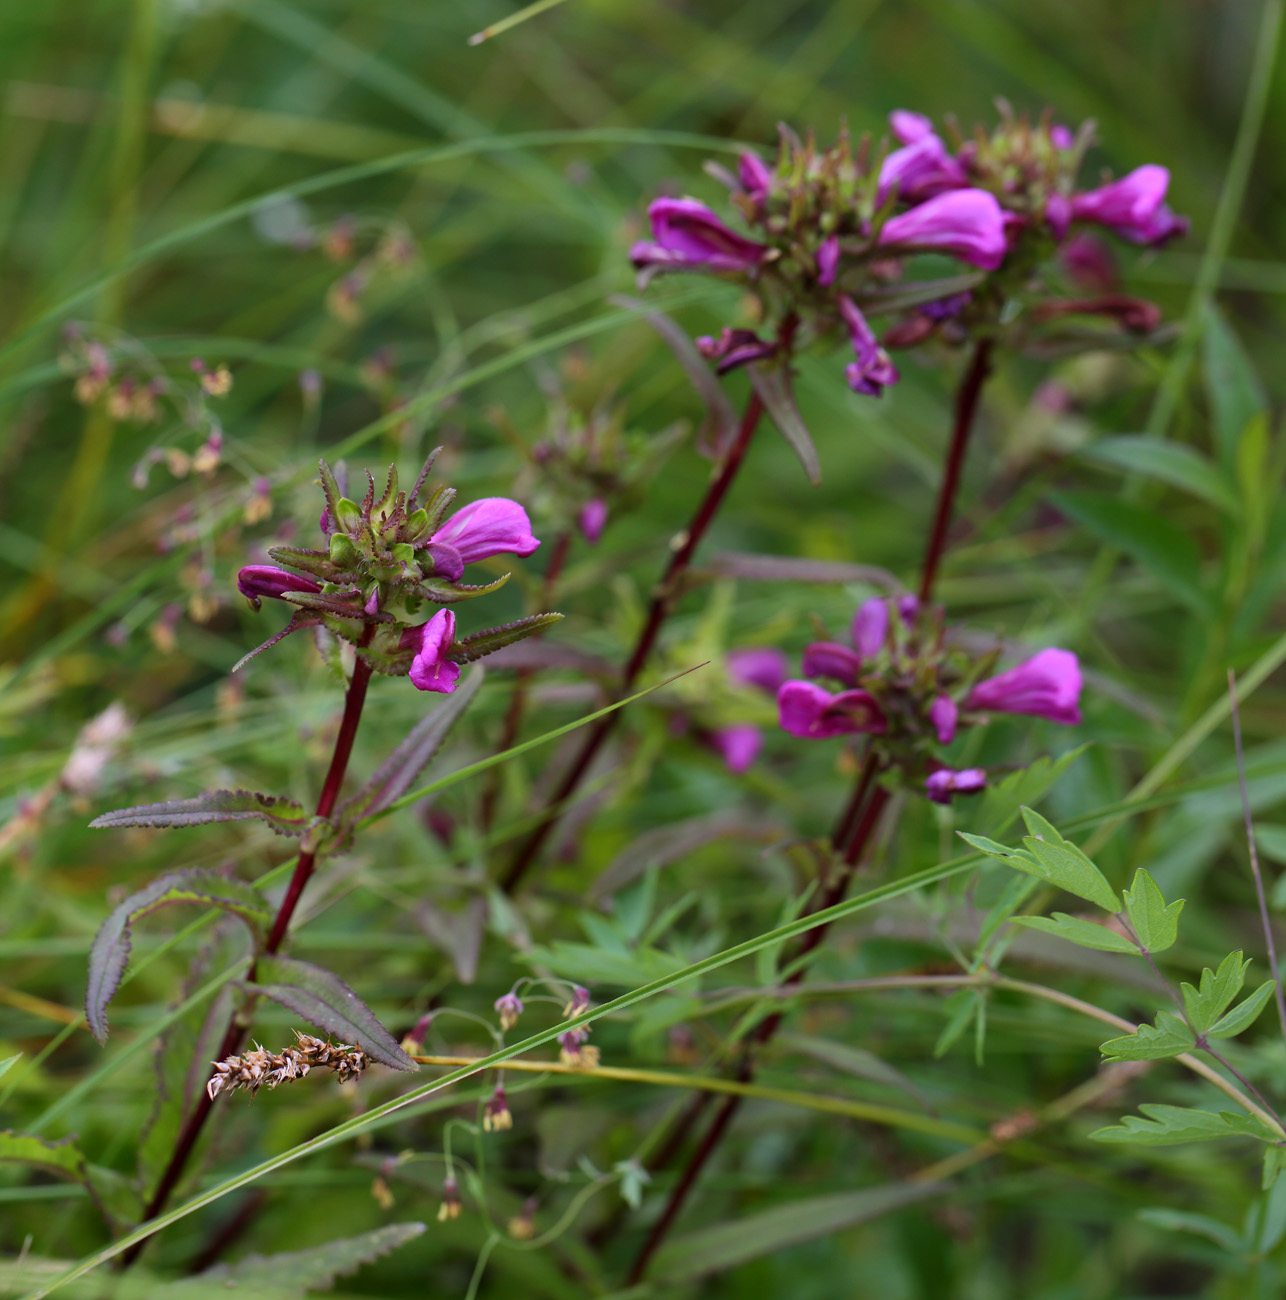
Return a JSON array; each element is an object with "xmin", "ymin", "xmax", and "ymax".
[
  {"xmin": 1012, "ymin": 912, "xmax": 1137, "ymax": 953},
  {"xmin": 1091, "ymin": 1104, "xmax": 1276, "ymax": 1146},
  {"xmin": 1122, "ymin": 869, "xmax": 1184, "ymax": 953},
  {"xmin": 1099, "ymin": 1012, "xmax": 1196, "ymax": 1062}
]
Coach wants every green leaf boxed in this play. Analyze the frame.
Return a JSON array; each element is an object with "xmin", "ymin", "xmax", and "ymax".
[
  {"xmin": 749, "ymin": 362, "xmax": 821, "ymax": 486},
  {"xmin": 1091, "ymin": 1103, "xmax": 1275, "ymax": 1145},
  {"xmin": 1122, "ymin": 869, "xmax": 1184, "ymax": 953},
  {"xmin": 1100, "ymin": 1011, "xmax": 1196, "ymax": 1061},
  {"xmin": 1203, "ymin": 304, "xmax": 1267, "ymax": 468},
  {"xmin": 0, "ymin": 1133, "xmax": 141, "ymax": 1229},
  {"xmin": 1181, "ymin": 951, "xmax": 1251, "ymax": 1035},
  {"xmin": 1209, "ymin": 978, "xmax": 1277, "ymax": 1039},
  {"xmin": 1013, "ymin": 913, "xmax": 1137, "ymax": 954},
  {"xmin": 0, "ymin": 1055, "xmax": 20, "ymax": 1080},
  {"xmin": 1136, "ymin": 1207, "xmax": 1244, "ymax": 1254},
  {"xmin": 1051, "ymin": 490, "xmax": 1210, "ymax": 614},
  {"xmin": 1019, "ymin": 827, "xmax": 1120, "ymax": 913},
  {"xmin": 154, "ymin": 1222, "xmax": 427, "ymax": 1298},
  {"xmin": 1253, "ymin": 823, "xmax": 1286, "ymax": 865},
  {"xmin": 89, "ymin": 788, "xmax": 311, "ymax": 838},
  {"xmin": 1265, "ymin": 1146, "xmax": 1286, "ymax": 1190},
  {"xmin": 652, "ymin": 1181, "xmax": 944, "ymax": 1282},
  {"xmin": 778, "ymin": 1033, "xmax": 934, "ymax": 1111},
  {"xmin": 956, "ymin": 831, "xmax": 1039, "ymax": 873},
  {"xmin": 518, "ymin": 941, "xmax": 688, "ymax": 988},
  {"xmin": 976, "ymin": 745, "xmax": 1089, "ymax": 836},
  {"xmin": 86, "ymin": 869, "xmax": 272, "ymax": 1044},
  {"xmin": 250, "ymin": 956, "xmax": 417, "ymax": 1072},
  {"xmin": 933, "ymin": 988, "xmax": 982, "ymax": 1059},
  {"xmin": 1079, "ymin": 435, "xmax": 1238, "ymax": 512},
  {"xmin": 1236, "ymin": 411, "xmax": 1273, "ymax": 552}
]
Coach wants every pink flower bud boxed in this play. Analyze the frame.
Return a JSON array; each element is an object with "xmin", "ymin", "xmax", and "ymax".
[
  {"xmin": 726, "ymin": 647, "xmax": 789, "ymax": 695},
  {"xmin": 877, "ymin": 133, "xmax": 967, "ymax": 204},
  {"xmin": 738, "ymin": 151, "xmax": 773, "ymax": 198},
  {"xmin": 236, "ymin": 565, "xmax": 321, "ymax": 606},
  {"xmin": 926, "ymin": 767, "xmax": 987, "ymax": 803},
  {"xmin": 579, "ymin": 498, "xmax": 608, "ymax": 545},
  {"xmin": 816, "ymin": 234, "xmax": 840, "ymax": 287},
  {"xmin": 801, "ymin": 641, "xmax": 863, "ymax": 687},
  {"xmin": 708, "ymin": 724, "xmax": 763, "ymax": 773},
  {"xmin": 966, "ymin": 648, "xmax": 1082, "ymax": 725},
  {"xmin": 851, "ymin": 597, "xmax": 889, "ymax": 659},
  {"xmin": 889, "ymin": 109, "xmax": 935, "ymax": 144}
]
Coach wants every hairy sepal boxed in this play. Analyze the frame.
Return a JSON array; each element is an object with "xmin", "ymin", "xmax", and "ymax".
[
  {"xmin": 449, "ymin": 613, "xmax": 564, "ymax": 664},
  {"xmin": 90, "ymin": 788, "xmax": 311, "ymax": 837}
]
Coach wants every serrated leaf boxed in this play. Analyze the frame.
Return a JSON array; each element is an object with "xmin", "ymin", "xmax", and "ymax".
[
  {"xmin": 1091, "ymin": 1103, "xmax": 1274, "ymax": 1145},
  {"xmin": 86, "ymin": 869, "xmax": 272, "ymax": 1044},
  {"xmin": 450, "ymin": 613, "xmax": 565, "ymax": 663},
  {"xmin": 1209, "ymin": 978, "xmax": 1277, "ymax": 1039},
  {"xmin": 1122, "ymin": 869, "xmax": 1184, "ymax": 953},
  {"xmin": 417, "ymin": 571, "xmax": 511, "ymax": 603},
  {"xmin": 1013, "ymin": 913, "xmax": 1137, "ymax": 953},
  {"xmin": 1181, "ymin": 951, "xmax": 1251, "ymax": 1035},
  {"xmin": 155, "ymin": 1222, "xmax": 427, "ymax": 1298},
  {"xmin": 90, "ymin": 788, "xmax": 311, "ymax": 838},
  {"xmin": 1079, "ymin": 435, "xmax": 1238, "ymax": 512},
  {"xmin": 1100, "ymin": 1011, "xmax": 1195, "ymax": 1061},
  {"xmin": 249, "ymin": 955, "xmax": 416, "ymax": 1071},
  {"xmin": 750, "ymin": 362, "xmax": 821, "ymax": 486},
  {"xmin": 339, "ymin": 668, "xmax": 481, "ymax": 824},
  {"xmin": 1020, "ymin": 835, "xmax": 1120, "ymax": 913}
]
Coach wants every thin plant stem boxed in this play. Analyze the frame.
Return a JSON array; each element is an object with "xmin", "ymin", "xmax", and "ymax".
[
  {"xmin": 1229, "ymin": 667, "xmax": 1286, "ymax": 1051},
  {"xmin": 121, "ymin": 649, "xmax": 376, "ymax": 1265},
  {"xmin": 500, "ymin": 389, "xmax": 766, "ymax": 892},
  {"xmin": 917, "ymin": 338, "xmax": 994, "ymax": 603}
]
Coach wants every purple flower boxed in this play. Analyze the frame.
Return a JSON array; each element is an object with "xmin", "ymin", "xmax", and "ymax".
[
  {"xmin": 877, "ymin": 132, "xmax": 967, "ymax": 204},
  {"xmin": 727, "ymin": 647, "xmax": 789, "ymax": 694},
  {"xmin": 1060, "ymin": 232, "xmax": 1119, "ymax": 293},
  {"xmin": 929, "ymin": 695, "xmax": 958, "ymax": 745},
  {"xmin": 738, "ymin": 152, "xmax": 773, "ymax": 199},
  {"xmin": 926, "ymin": 767, "xmax": 987, "ymax": 804},
  {"xmin": 630, "ymin": 198, "xmax": 768, "ymax": 274},
  {"xmin": 431, "ymin": 498, "xmax": 540, "ymax": 564},
  {"xmin": 708, "ymin": 724, "xmax": 763, "ymax": 774},
  {"xmin": 889, "ymin": 109, "xmax": 935, "ymax": 144},
  {"xmin": 1050, "ymin": 124, "xmax": 1075, "ymax": 150},
  {"xmin": 817, "ymin": 234, "xmax": 840, "ymax": 286},
  {"xmin": 851, "ymin": 597, "xmax": 889, "ymax": 659},
  {"xmin": 837, "ymin": 296, "xmax": 899, "ymax": 396},
  {"xmin": 966, "ymin": 647, "xmax": 1082, "ymax": 725},
  {"xmin": 579, "ymin": 498, "xmax": 608, "ymax": 545},
  {"xmin": 494, "ymin": 991, "xmax": 524, "ymax": 1031},
  {"xmin": 563, "ymin": 984, "xmax": 590, "ymax": 1018},
  {"xmin": 1070, "ymin": 165, "xmax": 1168, "ymax": 232},
  {"xmin": 801, "ymin": 641, "xmax": 864, "ymax": 686},
  {"xmin": 697, "ymin": 327, "xmax": 777, "ymax": 374},
  {"xmin": 420, "ymin": 541, "xmax": 465, "ymax": 582},
  {"xmin": 879, "ymin": 189, "xmax": 1008, "ymax": 270},
  {"xmin": 778, "ymin": 681, "xmax": 887, "ymax": 739},
  {"xmin": 403, "ymin": 609, "xmax": 461, "ymax": 694},
  {"xmin": 236, "ymin": 565, "xmax": 321, "ymax": 606}
]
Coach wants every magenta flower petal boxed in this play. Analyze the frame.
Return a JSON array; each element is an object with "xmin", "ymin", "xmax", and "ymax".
[
  {"xmin": 801, "ymin": 641, "xmax": 864, "ymax": 687},
  {"xmin": 877, "ymin": 133, "xmax": 967, "ymax": 204},
  {"xmin": 817, "ymin": 234, "xmax": 840, "ymax": 287},
  {"xmin": 878, "ymin": 189, "xmax": 1008, "ymax": 270},
  {"xmin": 727, "ymin": 647, "xmax": 789, "ymax": 695},
  {"xmin": 1050, "ymin": 124, "xmax": 1075, "ymax": 149},
  {"xmin": 579, "ymin": 498, "xmax": 608, "ymax": 545},
  {"xmin": 237, "ymin": 565, "xmax": 322, "ymax": 603},
  {"xmin": 926, "ymin": 767, "xmax": 987, "ymax": 804},
  {"xmin": 406, "ymin": 609, "xmax": 461, "ymax": 694},
  {"xmin": 837, "ymin": 296, "xmax": 899, "ymax": 396},
  {"xmin": 1070, "ymin": 164, "xmax": 1168, "ymax": 234},
  {"xmin": 777, "ymin": 681, "xmax": 886, "ymax": 739},
  {"xmin": 708, "ymin": 724, "xmax": 763, "ymax": 773},
  {"xmin": 432, "ymin": 498, "xmax": 539, "ymax": 564},
  {"xmin": 929, "ymin": 695, "xmax": 958, "ymax": 745},
  {"xmin": 966, "ymin": 647, "xmax": 1082, "ymax": 725},
  {"xmin": 889, "ymin": 109, "xmax": 935, "ymax": 144},
  {"xmin": 421, "ymin": 541, "xmax": 464, "ymax": 582},
  {"xmin": 631, "ymin": 197, "xmax": 768, "ymax": 273},
  {"xmin": 851, "ymin": 597, "xmax": 889, "ymax": 659},
  {"xmin": 696, "ymin": 327, "xmax": 777, "ymax": 374},
  {"xmin": 738, "ymin": 152, "xmax": 773, "ymax": 199}
]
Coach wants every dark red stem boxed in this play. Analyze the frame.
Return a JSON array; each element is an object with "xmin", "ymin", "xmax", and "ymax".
[
  {"xmin": 121, "ymin": 650, "xmax": 375, "ymax": 1265},
  {"xmin": 917, "ymin": 338, "xmax": 993, "ymax": 603},
  {"xmin": 500, "ymin": 390, "xmax": 766, "ymax": 893}
]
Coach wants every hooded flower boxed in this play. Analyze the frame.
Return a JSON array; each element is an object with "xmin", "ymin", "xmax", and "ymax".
[
  {"xmin": 877, "ymin": 132, "xmax": 967, "ymax": 204},
  {"xmin": 705, "ymin": 647, "xmax": 789, "ymax": 774},
  {"xmin": 431, "ymin": 498, "xmax": 540, "ymax": 565},
  {"xmin": 402, "ymin": 609, "xmax": 460, "ymax": 694},
  {"xmin": 630, "ymin": 197, "xmax": 769, "ymax": 274},
  {"xmin": 889, "ymin": 108, "xmax": 935, "ymax": 144},
  {"xmin": 966, "ymin": 647, "xmax": 1082, "ymax": 725},
  {"xmin": 236, "ymin": 565, "xmax": 322, "ymax": 606},
  {"xmin": 738, "ymin": 151, "xmax": 773, "ymax": 200},
  {"xmin": 1069, "ymin": 164, "xmax": 1168, "ymax": 233},
  {"xmin": 837, "ymin": 296, "xmax": 900, "ymax": 396},
  {"xmin": 929, "ymin": 695, "xmax": 958, "ymax": 745},
  {"xmin": 851, "ymin": 596, "xmax": 890, "ymax": 659},
  {"xmin": 878, "ymin": 189, "xmax": 1008, "ymax": 270},
  {"xmin": 579, "ymin": 498, "xmax": 608, "ymax": 545},
  {"xmin": 777, "ymin": 681, "xmax": 888, "ymax": 739},
  {"xmin": 926, "ymin": 767, "xmax": 987, "ymax": 804}
]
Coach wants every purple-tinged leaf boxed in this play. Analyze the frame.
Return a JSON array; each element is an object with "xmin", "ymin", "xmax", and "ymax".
[
  {"xmin": 232, "ymin": 610, "xmax": 323, "ymax": 673},
  {"xmin": 281, "ymin": 590, "xmax": 379, "ymax": 620},
  {"xmin": 450, "ymin": 613, "xmax": 564, "ymax": 664},
  {"xmin": 264, "ymin": 545, "xmax": 340, "ymax": 582},
  {"xmin": 249, "ymin": 955, "xmax": 417, "ymax": 1071},
  {"xmin": 698, "ymin": 552, "xmax": 900, "ymax": 588},
  {"xmin": 338, "ymin": 668, "xmax": 482, "ymax": 824},
  {"xmin": 86, "ymin": 869, "xmax": 270, "ymax": 1044},
  {"xmin": 750, "ymin": 363, "xmax": 821, "ymax": 486},
  {"xmin": 90, "ymin": 788, "xmax": 311, "ymax": 837}
]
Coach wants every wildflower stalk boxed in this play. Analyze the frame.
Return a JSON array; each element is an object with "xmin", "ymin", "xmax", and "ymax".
[
  {"xmin": 122, "ymin": 647, "xmax": 375, "ymax": 1264},
  {"xmin": 500, "ymin": 389, "xmax": 766, "ymax": 892}
]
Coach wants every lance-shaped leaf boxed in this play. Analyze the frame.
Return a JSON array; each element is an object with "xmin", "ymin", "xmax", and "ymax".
[
  {"xmin": 1208, "ymin": 977, "xmax": 1277, "ymax": 1039},
  {"xmin": 91, "ymin": 788, "xmax": 310, "ymax": 837},
  {"xmin": 449, "ymin": 613, "xmax": 564, "ymax": 664},
  {"xmin": 750, "ymin": 362, "xmax": 821, "ymax": 486},
  {"xmin": 154, "ymin": 1222, "xmax": 427, "ymax": 1298},
  {"xmin": 1013, "ymin": 912, "xmax": 1138, "ymax": 954},
  {"xmin": 249, "ymin": 955, "xmax": 416, "ymax": 1071},
  {"xmin": 339, "ymin": 668, "xmax": 482, "ymax": 823},
  {"xmin": 1181, "ymin": 951, "xmax": 1253, "ymax": 1035},
  {"xmin": 86, "ymin": 869, "xmax": 272, "ymax": 1044},
  {"xmin": 1091, "ymin": 1104, "xmax": 1276, "ymax": 1146},
  {"xmin": 1100, "ymin": 1011, "xmax": 1195, "ymax": 1062},
  {"xmin": 1122, "ymin": 868, "xmax": 1184, "ymax": 953},
  {"xmin": 232, "ymin": 610, "xmax": 323, "ymax": 673}
]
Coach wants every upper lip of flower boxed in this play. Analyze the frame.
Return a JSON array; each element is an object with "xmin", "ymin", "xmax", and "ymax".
[{"xmin": 630, "ymin": 197, "xmax": 769, "ymax": 273}]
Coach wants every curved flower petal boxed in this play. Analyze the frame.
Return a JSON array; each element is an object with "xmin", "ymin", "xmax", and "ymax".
[
  {"xmin": 727, "ymin": 647, "xmax": 789, "ymax": 695},
  {"xmin": 929, "ymin": 695, "xmax": 958, "ymax": 745},
  {"xmin": 708, "ymin": 724, "xmax": 763, "ymax": 773},
  {"xmin": 579, "ymin": 498, "xmax": 608, "ymax": 545},
  {"xmin": 1070, "ymin": 164, "xmax": 1168, "ymax": 233},
  {"xmin": 926, "ymin": 767, "xmax": 987, "ymax": 804},
  {"xmin": 801, "ymin": 641, "xmax": 864, "ymax": 687},
  {"xmin": 778, "ymin": 681, "xmax": 886, "ymax": 739},
  {"xmin": 406, "ymin": 609, "xmax": 461, "ymax": 694},
  {"xmin": 851, "ymin": 597, "xmax": 889, "ymax": 659},
  {"xmin": 966, "ymin": 647, "xmax": 1082, "ymax": 725},
  {"xmin": 837, "ymin": 296, "xmax": 899, "ymax": 396},
  {"xmin": 432, "ymin": 498, "xmax": 540, "ymax": 564},
  {"xmin": 420, "ymin": 541, "xmax": 464, "ymax": 582},
  {"xmin": 889, "ymin": 109, "xmax": 935, "ymax": 144},
  {"xmin": 878, "ymin": 189, "xmax": 1008, "ymax": 271},
  {"xmin": 237, "ymin": 565, "xmax": 322, "ymax": 605},
  {"xmin": 738, "ymin": 152, "xmax": 773, "ymax": 199},
  {"xmin": 631, "ymin": 198, "xmax": 768, "ymax": 273},
  {"xmin": 877, "ymin": 132, "xmax": 967, "ymax": 204}
]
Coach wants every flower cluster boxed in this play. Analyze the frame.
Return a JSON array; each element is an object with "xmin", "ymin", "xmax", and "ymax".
[
  {"xmin": 235, "ymin": 452, "xmax": 559, "ymax": 691},
  {"xmin": 777, "ymin": 596, "xmax": 1082, "ymax": 802},
  {"xmin": 205, "ymin": 1031, "xmax": 369, "ymax": 1101},
  {"xmin": 629, "ymin": 108, "xmax": 1184, "ymax": 396},
  {"xmin": 558, "ymin": 984, "xmax": 600, "ymax": 1068}
]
